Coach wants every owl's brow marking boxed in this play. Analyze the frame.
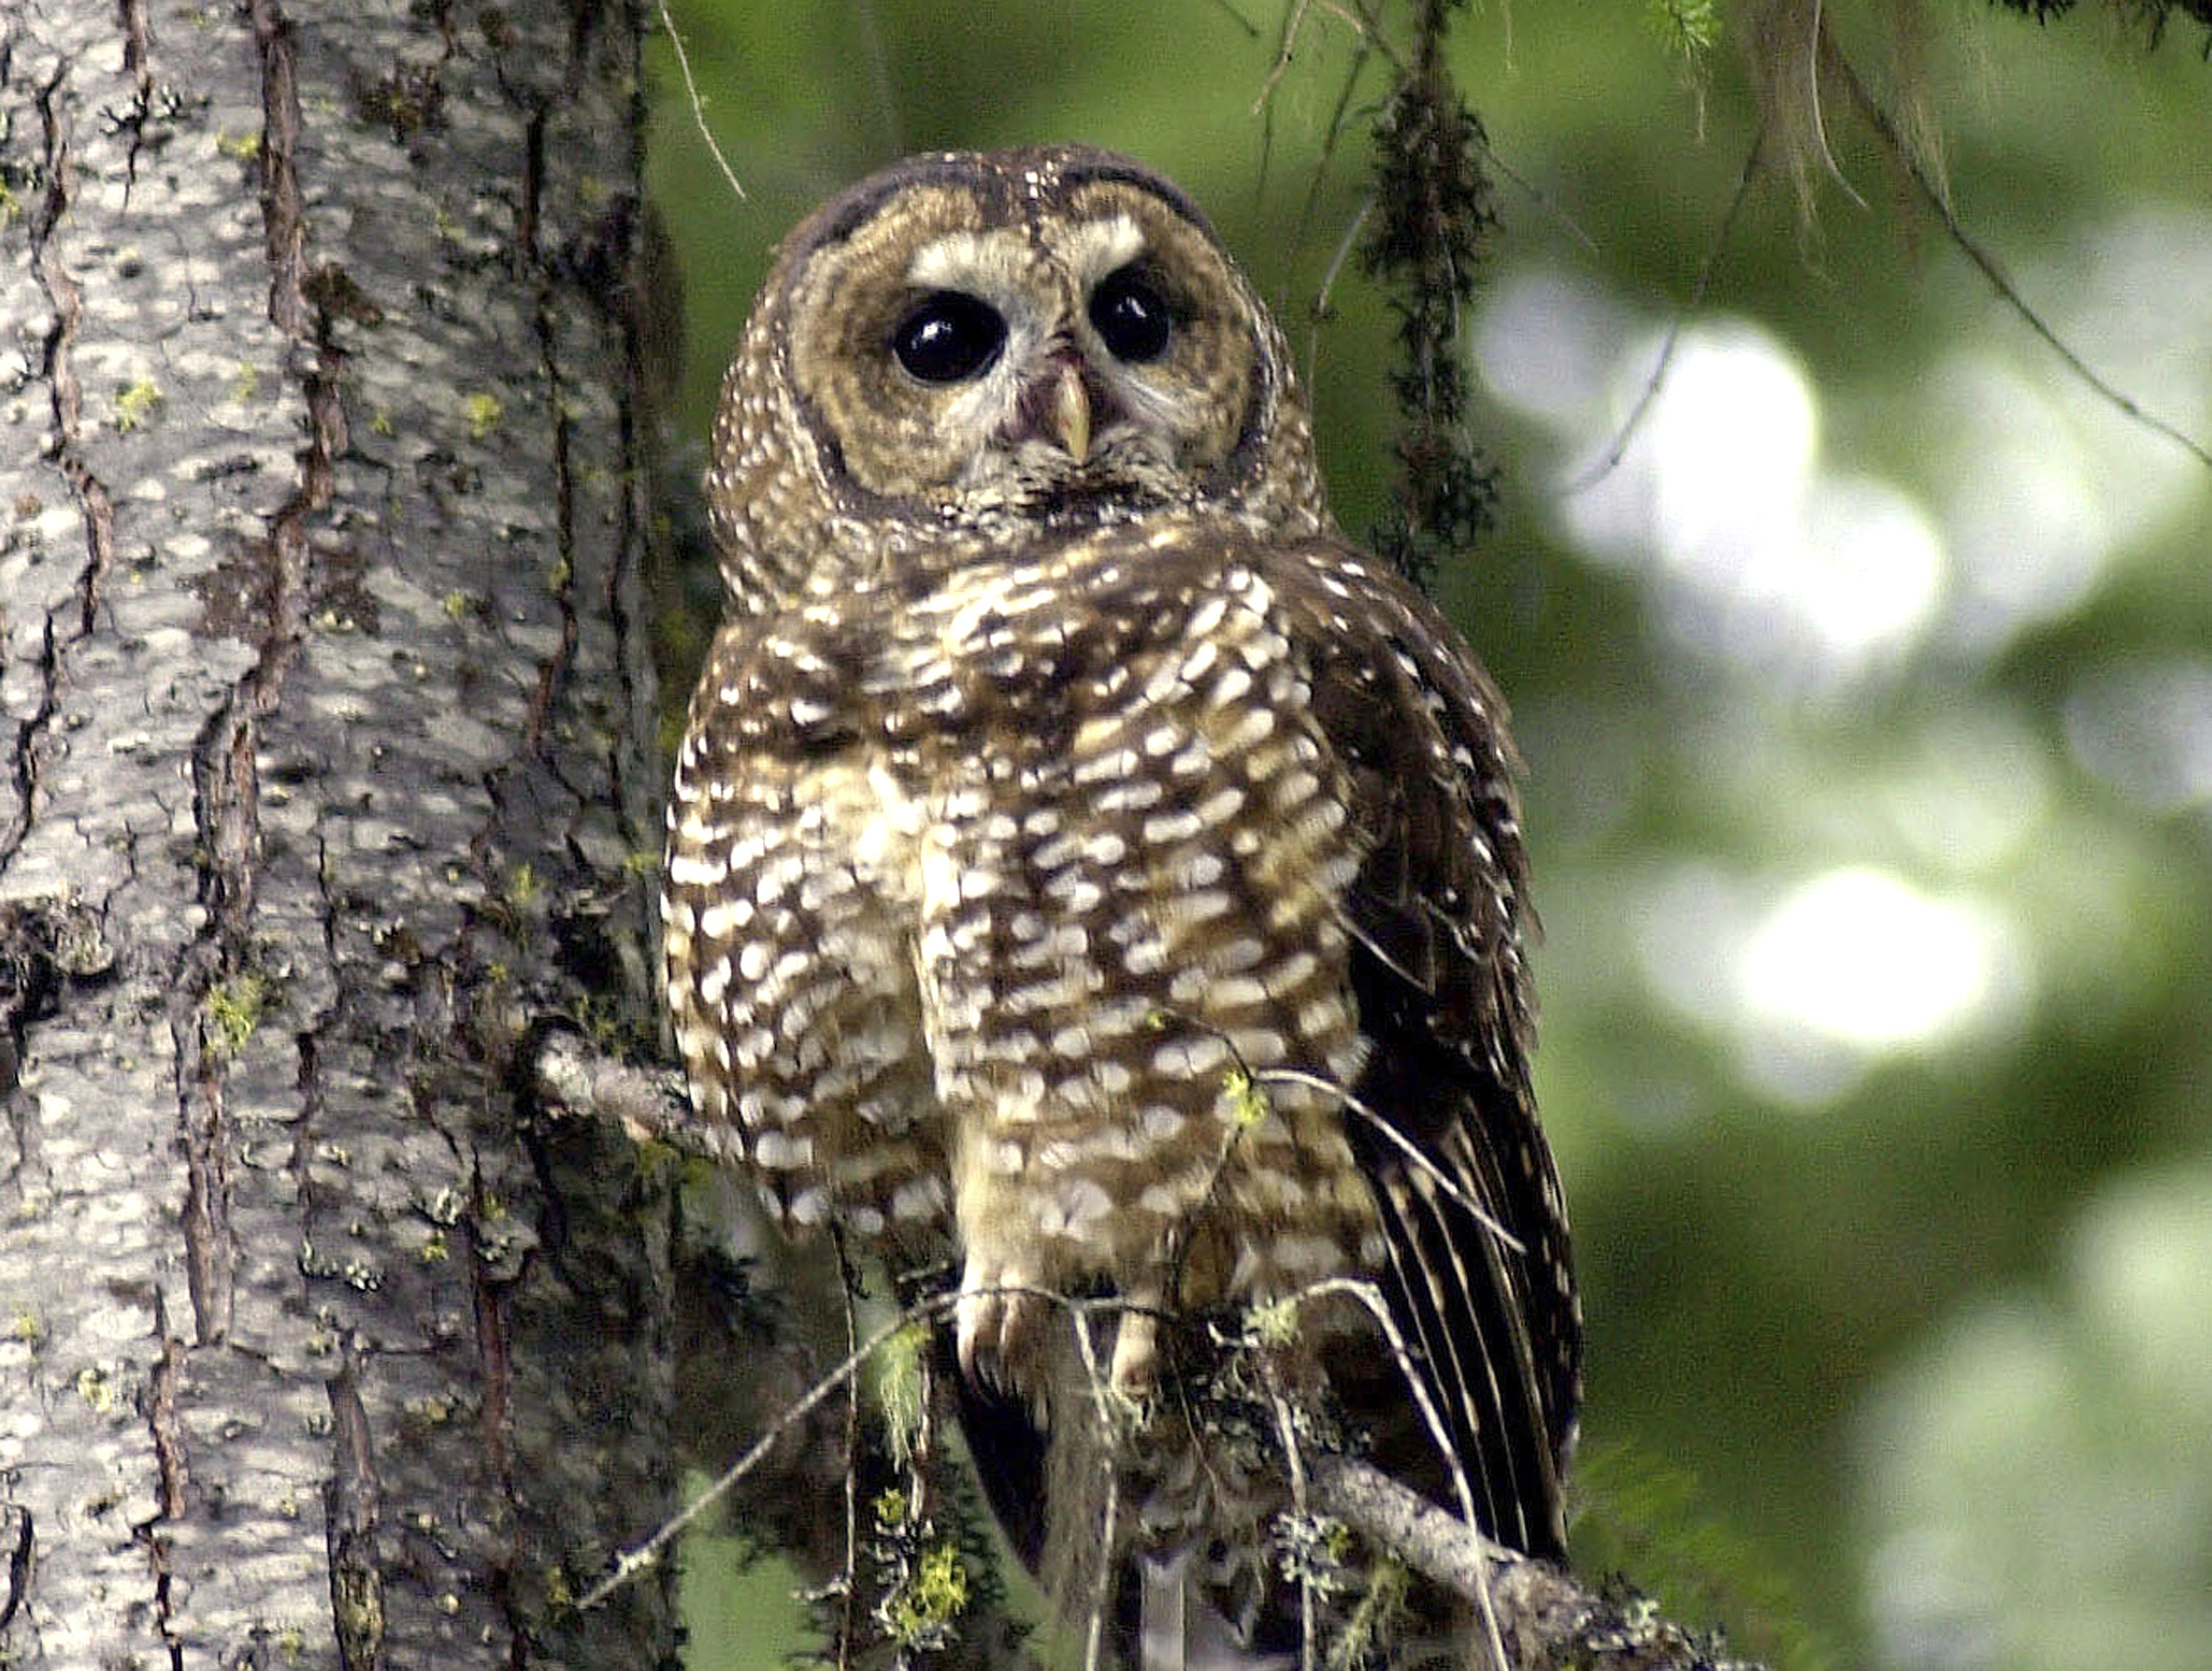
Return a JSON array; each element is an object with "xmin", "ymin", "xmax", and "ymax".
[
  {"xmin": 906, "ymin": 227, "xmax": 1032, "ymax": 296},
  {"xmin": 1049, "ymin": 213, "xmax": 1148, "ymax": 282}
]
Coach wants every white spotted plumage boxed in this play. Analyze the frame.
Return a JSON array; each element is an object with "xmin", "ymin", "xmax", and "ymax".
[{"xmin": 662, "ymin": 145, "xmax": 1580, "ymax": 1669}]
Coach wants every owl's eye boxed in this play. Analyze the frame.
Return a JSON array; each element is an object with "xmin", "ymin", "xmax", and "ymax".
[
  {"xmin": 891, "ymin": 293, "xmax": 1006, "ymax": 383},
  {"xmin": 1089, "ymin": 265, "xmax": 1172, "ymax": 364}
]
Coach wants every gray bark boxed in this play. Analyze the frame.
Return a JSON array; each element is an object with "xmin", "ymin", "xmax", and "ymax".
[{"xmin": 0, "ymin": 0, "xmax": 678, "ymax": 1665}]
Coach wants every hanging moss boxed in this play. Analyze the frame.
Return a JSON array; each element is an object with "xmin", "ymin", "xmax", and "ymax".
[{"xmin": 1359, "ymin": 1, "xmax": 1500, "ymax": 594}]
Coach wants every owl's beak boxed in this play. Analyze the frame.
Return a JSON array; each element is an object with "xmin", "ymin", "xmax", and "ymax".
[{"xmin": 1047, "ymin": 361, "xmax": 1091, "ymax": 465}]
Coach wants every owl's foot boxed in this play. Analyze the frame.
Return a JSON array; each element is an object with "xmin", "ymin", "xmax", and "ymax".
[
  {"xmin": 1106, "ymin": 1302, "xmax": 1160, "ymax": 1398},
  {"xmin": 955, "ymin": 1257, "xmax": 1046, "ymax": 1395},
  {"xmin": 955, "ymin": 1260, "xmax": 1166, "ymax": 1412}
]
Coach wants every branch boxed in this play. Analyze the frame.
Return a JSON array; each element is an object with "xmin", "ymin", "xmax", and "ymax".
[
  {"xmin": 1307, "ymin": 1456, "xmax": 1764, "ymax": 1671},
  {"xmin": 1828, "ymin": 33, "xmax": 2212, "ymax": 471},
  {"xmin": 531, "ymin": 1024, "xmax": 689, "ymax": 1142},
  {"xmin": 537, "ymin": 1033, "xmax": 1770, "ymax": 1670}
]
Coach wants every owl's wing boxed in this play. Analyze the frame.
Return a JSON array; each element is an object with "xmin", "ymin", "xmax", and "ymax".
[{"xmin": 1277, "ymin": 542, "xmax": 1581, "ymax": 1558}]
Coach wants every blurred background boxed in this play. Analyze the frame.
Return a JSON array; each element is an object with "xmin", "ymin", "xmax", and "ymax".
[{"xmin": 641, "ymin": 4, "xmax": 2212, "ymax": 1667}]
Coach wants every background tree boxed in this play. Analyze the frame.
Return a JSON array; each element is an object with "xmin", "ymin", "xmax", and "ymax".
[
  {"xmin": 0, "ymin": 1, "xmax": 681, "ymax": 1664},
  {"xmin": 644, "ymin": 4, "xmax": 2212, "ymax": 1670}
]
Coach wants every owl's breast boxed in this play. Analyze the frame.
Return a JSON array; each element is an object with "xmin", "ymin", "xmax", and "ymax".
[{"xmin": 662, "ymin": 608, "xmax": 953, "ymax": 1240}]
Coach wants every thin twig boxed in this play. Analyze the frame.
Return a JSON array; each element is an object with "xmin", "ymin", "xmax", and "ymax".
[
  {"xmin": 580, "ymin": 1282, "xmax": 1134, "ymax": 1611},
  {"xmin": 832, "ymin": 1226, "xmax": 863, "ymax": 1671},
  {"xmin": 1304, "ymin": 192, "xmax": 1375, "ymax": 392},
  {"xmin": 655, "ymin": 0, "xmax": 747, "ymax": 204},
  {"xmin": 1085, "ymin": 1442, "xmax": 1119, "ymax": 1671},
  {"xmin": 1472, "ymin": 129, "xmax": 1597, "ymax": 257},
  {"xmin": 1255, "ymin": 0, "xmax": 1323, "ymax": 115},
  {"xmin": 1562, "ymin": 133, "xmax": 1761, "ymax": 496},
  {"xmin": 579, "ymin": 1295, "xmax": 942, "ymax": 1609},
  {"xmin": 1287, "ymin": 34, "xmax": 1376, "ymax": 263},
  {"xmin": 1832, "ymin": 41, "xmax": 2211, "ymax": 470},
  {"xmin": 850, "ymin": 0, "xmax": 903, "ymax": 159},
  {"xmin": 1268, "ymin": 1388, "xmax": 1319, "ymax": 1671},
  {"xmin": 1204, "ymin": 0, "xmax": 1265, "ymax": 35},
  {"xmin": 1281, "ymin": 1276, "xmax": 1507, "ymax": 1671}
]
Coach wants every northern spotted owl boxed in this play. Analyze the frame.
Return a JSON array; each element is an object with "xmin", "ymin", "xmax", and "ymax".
[{"xmin": 662, "ymin": 147, "xmax": 1579, "ymax": 1665}]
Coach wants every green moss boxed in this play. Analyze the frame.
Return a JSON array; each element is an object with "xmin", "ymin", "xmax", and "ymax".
[
  {"xmin": 1225, "ymin": 1063, "xmax": 1268, "ymax": 1129},
  {"xmin": 205, "ymin": 971, "xmax": 273, "ymax": 1060},
  {"xmin": 464, "ymin": 392, "xmax": 504, "ymax": 441},
  {"xmin": 873, "ymin": 1321, "xmax": 931, "ymax": 1467},
  {"xmin": 880, "ymin": 1541, "xmax": 969, "ymax": 1650},
  {"xmin": 1244, "ymin": 1294, "xmax": 1298, "ymax": 1349},
  {"xmin": 543, "ymin": 1563, "xmax": 576, "ymax": 1611},
  {"xmin": 1329, "ymin": 1552, "xmax": 1409, "ymax": 1671},
  {"xmin": 1648, "ymin": 0, "xmax": 1720, "ymax": 58},
  {"xmin": 112, "ymin": 378, "xmax": 162, "ymax": 433}
]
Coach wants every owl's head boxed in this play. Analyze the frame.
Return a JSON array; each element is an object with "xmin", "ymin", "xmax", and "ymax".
[{"xmin": 708, "ymin": 147, "xmax": 1327, "ymax": 606}]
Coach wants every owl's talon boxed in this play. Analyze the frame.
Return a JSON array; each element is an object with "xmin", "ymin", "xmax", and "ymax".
[
  {"xmin": 1107, "ymin": 1308, "xmax": 1159, "ymax": 1399},
  {"xmin": 956, "ymin": 1259, "xmax": 1043, "ymax": 1394}
]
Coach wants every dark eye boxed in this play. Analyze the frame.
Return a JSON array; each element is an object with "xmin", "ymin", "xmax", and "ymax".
[
  {"xmin": 1089, "ymin": 265, "xmax": 1173, "ymax": 363},
  {"xmin": 891, "ymin": 292, "xmax": 1006, "ymax": 383}
]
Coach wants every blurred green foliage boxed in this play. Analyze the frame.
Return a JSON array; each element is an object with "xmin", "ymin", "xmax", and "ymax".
[{"xmin": 644, "ymin": 4, "xmax": 2212, "ymax": 1667}]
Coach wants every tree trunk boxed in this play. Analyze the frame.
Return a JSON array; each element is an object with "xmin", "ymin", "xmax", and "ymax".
[{"xmin": 0, "ymin": 0, "xmax": 678, "ymax": 1664}]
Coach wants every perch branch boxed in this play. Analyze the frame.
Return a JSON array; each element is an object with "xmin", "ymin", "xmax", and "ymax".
[{"xmin": 538, "ymin": 1032, "xmax": 1771, "ymax": 1670}]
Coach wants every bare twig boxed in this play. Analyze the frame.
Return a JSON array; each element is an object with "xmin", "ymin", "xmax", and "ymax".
[
  {"xmin": 1304, "ymin": 192, "xmax": 1375, "ymax": 392},
  {"xmin": 1306, "ymin": 1456, "xmax": 1766, "ymax": 1671},
  {"xmin": 578, "ymin": 1293, "xmax": 953, "ymax": 1610},
  {"xmin": 1562, "ymin": 134, "xmax": 1761, "ymax": 496},
  {"xmin": 653, "ymin": 0, "xmax": 747, "ymax": 204},
  {"xmin": 1831, "ymin": 41, "xmax": 2211, "ymax": 470},
  {"xmin": 1266, "ymin": 1388, "xmax": 1320, "ymax": 1671},
  {"xmin": 579, "ymin": 1279, "xmax": 1135, "ymax": 1613},
  {"xmin": 531, "ymin": 1027, "xmax": 687, "ymax": 1139},
  {"xmin": 1281, "ymin": 1276, "xmax": 1506, "ymax": 1671},
  {"xmin": 1472, "ymin": 128, "xmax": 1599, "ymax": 257},
  {"xmin": 1255, "ymin": 0, "xmax": 1322, "ymax": 114},
  {"xmin": 1254, "ymin": 1067, "xmax": 1523, "ymax": 1251},
  {"xmin": 832, "ymin": 1226, "xmax": 863, "ymax": 1671},
  {"xmin": 546, "ymin": 1028, "xmax": 1765, "ymax": 1667},
  {"xmin": 1205, "ymin": 0, "xmax": 1265, "ymax": 36}
]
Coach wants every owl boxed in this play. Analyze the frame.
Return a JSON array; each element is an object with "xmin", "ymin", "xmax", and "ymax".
[{"xmin": 661, "ymin": 146, "xmax": 1579, "ymax": 1666}]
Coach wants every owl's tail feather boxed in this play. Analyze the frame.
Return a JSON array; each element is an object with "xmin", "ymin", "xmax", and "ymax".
[{"xmin": 954, "ymin": 1314, "xmax": 1475, "ymax": 1671}]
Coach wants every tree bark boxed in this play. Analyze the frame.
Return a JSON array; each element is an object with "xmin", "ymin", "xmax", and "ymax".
[{"xmin": 0, "ymin": 1, "xmax": 678, "ymax": 1665}]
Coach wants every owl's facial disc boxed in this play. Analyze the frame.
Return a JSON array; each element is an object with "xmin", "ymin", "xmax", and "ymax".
[
  {"xmin": 891, "ymin": 217, "xmax": 1206, "ymax": 515},
  {"xmin": 789, "ymin": 184, "xmax": 1262, "ymax": 525}
]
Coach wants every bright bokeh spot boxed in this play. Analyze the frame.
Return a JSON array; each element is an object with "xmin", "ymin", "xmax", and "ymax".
[
  {"xmin": 1478, "ymin": 287, "xmax": 1948, "ymax": 690},
  {"xmin": 1631, "ymin": 863, "xmax": 2025, "ymax": 1105},
  {"xmin": 2063, "ymin": 657, "xmax": 2212, "ymax": 819},
  {"xmin": 1924, "ymin": 351, "xmax": 2114, "ymax": 653},
  {"xmin": 1737, "ymin": 867, "xmax": 2007, "ymax": 1050}
]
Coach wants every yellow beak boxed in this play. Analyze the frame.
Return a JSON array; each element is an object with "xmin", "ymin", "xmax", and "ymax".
[{"xmin": 1048, "ymin": 363, "xmax": 1091, "ymax": 465}]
